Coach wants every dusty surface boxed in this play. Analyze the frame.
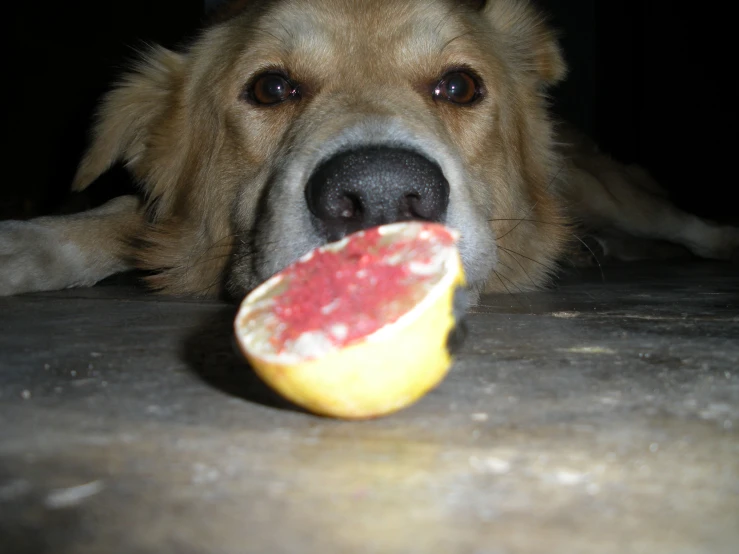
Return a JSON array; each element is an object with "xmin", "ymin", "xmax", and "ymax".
[{"xmin": 1, "ymin": 261, "xmax": 738, "ymax": 554}]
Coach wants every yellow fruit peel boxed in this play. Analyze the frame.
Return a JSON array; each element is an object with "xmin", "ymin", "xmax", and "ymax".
[{"xmin": 234, "ymin": 222, "xmax": 466, "ymax": 419}]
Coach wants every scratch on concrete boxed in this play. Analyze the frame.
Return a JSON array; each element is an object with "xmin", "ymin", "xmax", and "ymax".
[
  {"xmin": 45, "ymin": 480, "xmax": 104, "ymax": 509},
  {"xmin": 558, "ymin": 346, "xmax": 617, "ymax": 354}
]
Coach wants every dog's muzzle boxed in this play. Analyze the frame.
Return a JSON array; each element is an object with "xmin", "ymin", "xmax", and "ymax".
[{"xmin": 305, "ymin": 146, "xmax": 450, "ymax": 242}]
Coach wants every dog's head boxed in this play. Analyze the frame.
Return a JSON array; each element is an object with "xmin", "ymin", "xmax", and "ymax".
[{"xmin": 73, "ymin": 0, "xmax": 569, "ymax": 299}]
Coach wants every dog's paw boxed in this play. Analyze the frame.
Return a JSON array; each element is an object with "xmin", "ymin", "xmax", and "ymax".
[
  {"xmin": 686, "ymin": 223, "xmax": 739, "ymax": 262},
  {"xmin": 0, "ymin": 220, "xmax": 89, "ymax": 296}
]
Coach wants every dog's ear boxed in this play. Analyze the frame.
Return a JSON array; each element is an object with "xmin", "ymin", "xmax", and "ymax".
[
  {"xmin": 72, "ymin": 46, "xmax": 187, "ymax": 192},
  {"xmin": 485, "ymin": 0, "xmax": 566, "ymax": 85}
]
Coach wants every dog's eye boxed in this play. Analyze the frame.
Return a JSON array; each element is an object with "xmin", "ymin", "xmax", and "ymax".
[
  {"xmin": 247, "ymin": 72, "xmax": 298, "ymax": 105},
  {"xmin": 433, "ymin": 71, "xmax": 481, "ymax": 105}
]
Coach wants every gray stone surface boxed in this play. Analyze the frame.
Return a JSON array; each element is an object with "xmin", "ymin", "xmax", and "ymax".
[{"xmin": 1, "ymin": 261, "xmax": 738, "ymax": 554}]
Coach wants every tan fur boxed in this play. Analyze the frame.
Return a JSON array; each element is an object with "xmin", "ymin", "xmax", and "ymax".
[
  {"xmin": 3, "ymin": 0, "xmax": 732, "ymax": 299},
  {"xmin": 68, "ymin": 0, "xmax": 569, "ymax": 297}
]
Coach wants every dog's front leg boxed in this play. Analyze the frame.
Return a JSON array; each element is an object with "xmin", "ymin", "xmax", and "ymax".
[{"xmin": 0, "ymin": 196, "xmax": 145, "ymax": 296}]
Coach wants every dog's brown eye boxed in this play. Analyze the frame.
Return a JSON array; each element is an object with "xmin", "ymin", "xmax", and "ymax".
[
  {"xmin": 248, "ymin": 73, "xmax": 297, "ymax": 105},
  {"xmin": 433, "ymin": 71, "xmax": 481, "ymax": 105}
]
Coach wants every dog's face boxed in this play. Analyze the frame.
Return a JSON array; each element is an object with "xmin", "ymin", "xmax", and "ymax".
[{"xmin": 73, "ymin": 0, "xmax": 570, "ymax": 299}]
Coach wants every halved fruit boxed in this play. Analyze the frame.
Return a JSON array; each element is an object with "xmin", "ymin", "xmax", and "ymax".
[{"xmin": 234, "ymin": 221, "xmax": 467, "ymax": 419}]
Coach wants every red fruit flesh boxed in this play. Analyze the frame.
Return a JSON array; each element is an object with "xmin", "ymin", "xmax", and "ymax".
[{"xmin": 250, "ymin": 223, "xmax": 457, "ymax": 357}]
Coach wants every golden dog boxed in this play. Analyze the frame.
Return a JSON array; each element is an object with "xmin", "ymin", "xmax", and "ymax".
[{"xmin": 1, "ymin": 0, "xmax": 736, "ymax": 301}]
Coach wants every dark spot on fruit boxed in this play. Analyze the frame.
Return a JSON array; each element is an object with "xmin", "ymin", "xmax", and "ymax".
[{"xmin": 446, "ymin": 286, "xmax": 469, "ymax": 354}]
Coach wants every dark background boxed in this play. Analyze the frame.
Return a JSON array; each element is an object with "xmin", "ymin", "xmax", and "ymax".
[{"xmin": 4, "ymin": 0, "xmax": 736, "ymax": 220}]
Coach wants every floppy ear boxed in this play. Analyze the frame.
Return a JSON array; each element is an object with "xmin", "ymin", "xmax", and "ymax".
[
  {"xmin": 484, "ymin": 0, "xmax": 566, "ymax": 85},
  {"xmin": 72, "ymin": 46, "xmax": 187, "ymax": 191}
]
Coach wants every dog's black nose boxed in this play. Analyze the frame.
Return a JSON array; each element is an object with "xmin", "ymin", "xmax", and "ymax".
[{"xmin": 305, "ymin": 146, "xmax": 450, "ymax": 242}]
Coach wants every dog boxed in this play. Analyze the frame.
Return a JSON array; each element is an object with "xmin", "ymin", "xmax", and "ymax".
[{"xmin": 1, "ymin": 0, "xmax": 737, "ymax": 302}]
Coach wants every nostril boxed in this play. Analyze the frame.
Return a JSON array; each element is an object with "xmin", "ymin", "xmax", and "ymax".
[
  {"xmin": 404, "ymin": 191, "xmax": 443, "ymax": 221},
  {"xmin": 404, "ymin": 193, "xmax": 423, "ymax": 219},
  {"xmin": 338, "ymin": 193, "xmax": 361, "ymax": 219}
]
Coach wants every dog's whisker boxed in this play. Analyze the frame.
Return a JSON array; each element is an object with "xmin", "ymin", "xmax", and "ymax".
[
  {"xmin": 492, "ymin": 270, "xmax": 531, "ymax": 310},
  {"xmin": 495, "ymin": 163, "xmax": 567, "ymax": 241},
  {"xmin": 187, "ymin": 274, "xmax": 226, "ymax": 297},
  {"xmin": 207, "ymin": 233, "xmax": 240, "ymax": 247},
  {"xmin": 490, "ymin": 218, "xmax": 572, "ymax": 227},
  {"xmin": 571, "ymin": 234, "xmax": 606, "ymax": 284},
  {"xmin": 494, "ymin": 267, "xmax": 530, "ymax": 299},
  {"xmin": 187, "ymin": 252, "xmax": 234, "ymax": 270},
  {"xmin": 497, "ymin": 245, "xmax": 559, "ymax": 276},
  {"xmin": 186, "ymin": 234, "xmax": 240, "ymax": 270},
  {"xmin": 491, "ymin": 256, "xmax": 534, "ymax": 294},
  {"xmin": 497, "ymin": 247, "xmax": 540, "ymax": 291},
  {"xmin": 492, "ymin": 256, "xmax": 516, "ymax": 275}
]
